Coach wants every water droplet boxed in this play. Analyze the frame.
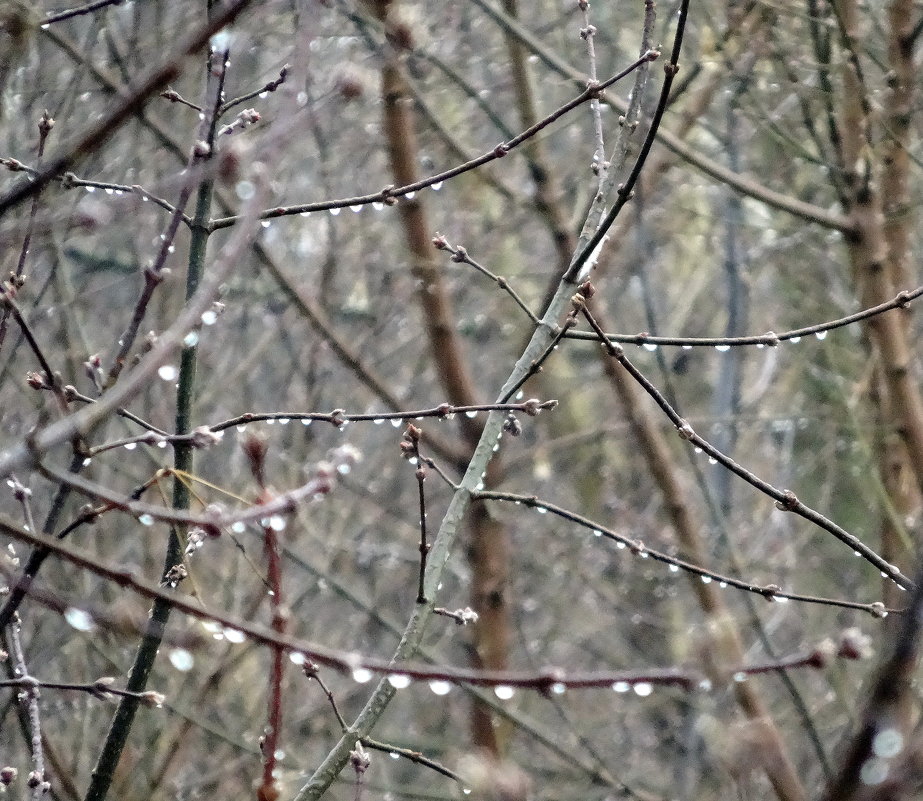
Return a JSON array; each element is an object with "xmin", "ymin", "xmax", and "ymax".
[
  {"xmin": 592, "ymin": 529, "xmax": 602, "ymax": 537},
  {"xmin": 352, "ymin": 668, "xmax": 373, "ymax": 683},
  {"xmin": 494, "ymin": 685, "xmax": 514, "ymax": 700},
  {"xmin": 465, "ymin": 410, "xmax": 478, "ymax": 418},
  {"xmin": 269, "ymin": 515, "xmax": 286, "ymax": 532},
  {"xmin": 387, "ymin": 674, "xmax": 411, "ymax": 689},
  {"xmin": 537, "ymin": 507, "xmax": 547, "ymax": 514},
  {"xmin": 232, "ymin": 521, "xmax": 246, "ymax": 533},
  {"xmin": 612, "ymin": 681, "xmax": 629, "ymax": 693},
  {"xmin": 698, "ymin": 679, "xmax": 712, "ymax": 691},
  {"xmin": 300, "ymin": 210, "xmax": 311, "ymax": 217},
  {"xmin": 170, "ymin": 648, "xmax": 194, "ymax": 671},
  {"xmin": 124, "ymin": 442, "xmax": 137, "ymax": 451},
  {"xmin": 329, "ymin": 207, "xmax": 341, "ymax": 216},
  {"xmin": 158, "ymin": 365, "xmax": 177, "ymax": 381},
  {"xmin": 616, "ymin": 542, "xmax": 626, "ymax": 549},
  {"xmin": 668, "ymin": 564, "xmax": 679, "ymax": 573},
  {"xmin": 860, "ymin": 757, "xmax": 888, "ymax": 786},
  {"xmin": 372, "ymin": 202, "xmax": 384, "ymax": 211},
  {"xmin": 733, "ymin": 671, "xmax": 747, "ymax": 682},
  {"xmin": 301, "ymin": 419, "xmax": 312, "ymax": 426},
  {"xmin": 289, "ymin": 652, "xmax": 306, "ymax": 665},
  {"xmin": 633, "ymin": 683, "xmax": 652, "ymax": 697},
  {"xmin": 391, "ymin": 419, "xmax": 402, "ymax": 428},
  {"xmin": 350, "ymin": 205, "xmax": 362, "ymax": 213},
  {"xmin": 85, "ymin": 186, "xmax": 95, "ymax": 193},
  {"xmin": 224, "ymin": 628, "xmax": 245, "ymax": 643},
  {"xmin": 715, "ymin": 344, "xmax": 730, "ymax": 352},
  {"xmin": 183, "ymin": 331, "xmax": 199, "ymax": 347},
  {"xmin": 65, "ymin": 608, "xmax": 95, "ymax": 631},
  {"xmin": 551, "ymin": 682, "xmax": 566, "ymax": 695},
  {"xmin": 816, "ymin": 331, "xmax": 827, "ymax": 340},
  {"xmin": 261, "ymin": 220, "xmax": 271, "ymax": 228},
  {"xmin": 389, "ymin": 752, "xmax": 400, "ymax": 760},
  {"xmin": 700, "ymin": 575, "xmax": 711, "ymax": 584},
  {"xmin": 642, "ymin": 343, "xmax": 658, "ymax": 351},
  {"xmin": 790, "ymin": 336, "xmax": 801, "ymax": 343},
  {"xmin": 201, "ymin": 310, "xmax": 218, "ymax": 326},
  {"xmin": 873, "ymin": 728, "xmax": 903, "ymax": 758},
  {"xmin": 138, "ymin": 514, "xmax": 154, "ymax": 526},
  {"xmin": 373, "ymin": 418, "xmax": 384, "ymax": 425},
  {"xmin": 406, "ymin": 191, "xmax": 416, "ymax": 199},
  {"xmin": 429, "ymin": 680, "xmax": 451, "ymax": 696}
]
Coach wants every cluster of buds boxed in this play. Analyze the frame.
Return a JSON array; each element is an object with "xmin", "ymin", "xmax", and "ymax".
[
  {"xmin": 189, "ymin": 425, "xmax": 223, "ymax": 449},
  {"xmin": 399, "ymin": 424, "xmax": 422, "ymax": 460},
  {"xmin": 1, "ymin": 271, "xmax": 25, "ymax": 302},
  {"xmin": 162, "ymin": 563, "xmax": 188, "ymax": 587},
  {"xmin": 219, "ymin": 108, "xmax": 261, "ymax": 137}
]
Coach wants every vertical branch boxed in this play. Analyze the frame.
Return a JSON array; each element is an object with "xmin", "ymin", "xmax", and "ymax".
[
  {"xmin": 6, "ymin": 616, "xmax": 51, "ymax": 799},
  {"xmin": 820, "ymin": 554, "xmax": 923, "ymax": 801},
  {"xmin": 874, "ymin": 0, "xmax": 920, "ymax": 610},
  {"xmin": 367, "ymin": 0, "xmax": 510, "ymax": 756},
  {"xmin": 83, "ymin": 40, "xmax": 227, "ymax": 801},
  {"xmin": 245, "ymin": 433, "xmax": 287, "ymax": 801},
  {"xmin": 0, "ymin": 110, "xmax": 53, "ymax": 353},
  {"xmin": 259, "ymin": 513, "xmax": 286, "ymax": 801},
  {"xmin": 400, "ymin": 424, "xmax": 431, "ymax": 604}
]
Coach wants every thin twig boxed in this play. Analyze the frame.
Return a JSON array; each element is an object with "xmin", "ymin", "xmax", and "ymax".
[
  {"xmin": 208, "ymin": 51, "xmax": 659, "ymax": 231},
  {"xmin": 474, "ymin": 488, "xmax": 898, "ymax": 617},
  {"xmin": 573, "ymin": 284, "xmax": 914, "ymax": 590}
]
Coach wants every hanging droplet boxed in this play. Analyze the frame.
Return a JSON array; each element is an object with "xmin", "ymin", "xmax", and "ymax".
[
  {"xmin": 65, "ymin": 608, "xmax": 95, "ymax": 631},
  {"xmin": 170, "ymin": 649, "xmax": 194, "ymax": 671}
]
